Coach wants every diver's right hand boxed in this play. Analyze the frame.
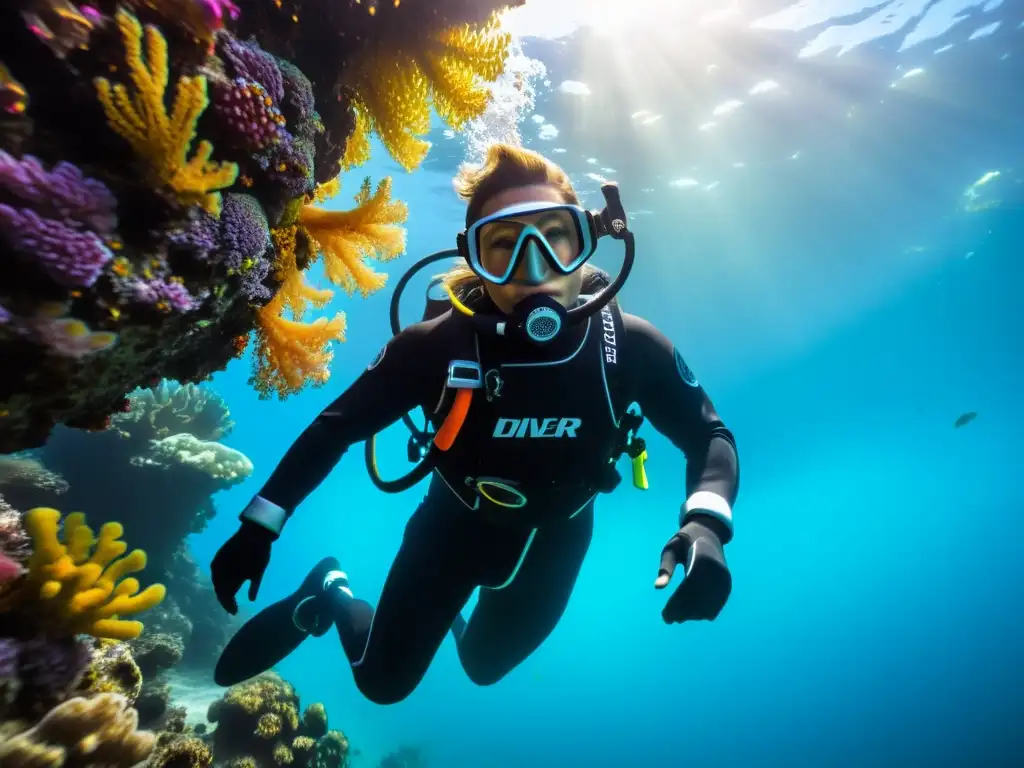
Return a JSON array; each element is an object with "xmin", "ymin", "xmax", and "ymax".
[{"xmin": 212, "ymin": 520, "xmax": 275, "ymax": 614}]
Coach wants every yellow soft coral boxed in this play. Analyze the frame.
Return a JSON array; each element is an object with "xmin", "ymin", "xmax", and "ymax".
[
  {"xmin": 94, "ymin": 9, "xmax": 238, "ymax": 215},
  {"xmin": 21, "ymin": 507, "xmax": 166, "ymax": 640},
  {"xmin": 250, "ymin": 177, "xmax": 406, "ymax": 398},
  {"xmin": 300, "ymin": 177, "xmax": 408, "ymax": 298},
  {"xmin": 271, "ymin": 226, "xmax": 333, "ymax": 321},
  {"xmin": 252, "ymin": 294, "xmax": 346, "ymax": 400},
  {"xmin": 343, "ymin": 11, "xmax": 511, "ymax": 170}
]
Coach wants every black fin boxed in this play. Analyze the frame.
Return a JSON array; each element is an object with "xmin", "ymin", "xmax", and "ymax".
[{"xmin": 213, "ymin": 556, "xmax": 340, "ymax": 686}]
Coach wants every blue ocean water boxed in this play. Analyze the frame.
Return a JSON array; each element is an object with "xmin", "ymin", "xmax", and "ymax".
[{"xmin": 190, "ymin": 1, "xmax": 1024, "ymax": 765}]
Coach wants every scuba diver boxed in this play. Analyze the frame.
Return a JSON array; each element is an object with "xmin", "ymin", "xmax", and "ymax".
[{"xmin": 211, "ymin": 144, "xmax": 740, "ymax": 704}]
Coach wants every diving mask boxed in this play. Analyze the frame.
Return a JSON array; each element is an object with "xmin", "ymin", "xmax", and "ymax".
[{"xmin": 458, "ymin": 201, "xmax": 598, "ymax": 286}]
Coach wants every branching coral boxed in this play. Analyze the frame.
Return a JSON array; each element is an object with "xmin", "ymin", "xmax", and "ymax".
[
  {"xmin": 16, "ymin": 507, "xmax": 166, "ymax": 640},
  {"xmin": 300, "ymin": 177, "xmax": 408, "ymax": 298},
  {"xmin": 248, "ymin": 175, "xmax": 405, "ymax": 399},
  {"xmin": 342, "ymin": 12, "xmax": 511, "ymax": 171},
  {"xmin": 251, "ymin": 293, "xmax": 346, "ymax": 400},
  {"xmin": 269, "ymin": 226, "xmax": 332, "ymax": 321},
  {"xmin": 94, "ymin": 9, "xmax": 238, "ymax": 215},
  {"xmin": 0, "ymin": 692, "xmax": 155, "ymax": 768}
]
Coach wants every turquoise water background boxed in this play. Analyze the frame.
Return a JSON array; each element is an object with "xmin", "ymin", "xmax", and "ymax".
[{"xmin": 190, "ymin": 2, "xmax": 1024, "ymax": 765}]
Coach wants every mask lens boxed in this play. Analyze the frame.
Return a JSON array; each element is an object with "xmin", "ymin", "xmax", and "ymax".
[{"xmin": 474, "ymin": 206, "xmax": 586, "ymax": 282}]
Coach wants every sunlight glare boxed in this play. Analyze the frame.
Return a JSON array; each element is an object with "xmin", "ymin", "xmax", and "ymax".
[{"xmin": 502, "ymin": 0, "xmax": 691, "ymax": 39}]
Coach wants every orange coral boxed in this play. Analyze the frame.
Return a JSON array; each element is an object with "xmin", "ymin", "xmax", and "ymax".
[
  {"xmin": 300, "ymin": 177, "xmax": 408, "ymax": 298},
  {"xmin": 250, "ymin": 178, "xmax": 406, "ymax": 398},
  {"xmin": 252, "ymin": 295, "xmax": 346, "ymax": 400},
  {"xmin": 271, "ymin": 226, "xmax": 333, "ymax": 320}
]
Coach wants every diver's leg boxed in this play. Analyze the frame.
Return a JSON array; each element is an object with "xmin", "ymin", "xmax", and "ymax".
[
  {"xmin": 214, "ymin": 556, "xmax": 344, "ymax": 686},
  {"xmin": 329, "ymin": 480, "xmax": 529, "ymax": 705},
  {"xmin": 455, "ymin": 501, "xmax": 595, "ymax": 686}
]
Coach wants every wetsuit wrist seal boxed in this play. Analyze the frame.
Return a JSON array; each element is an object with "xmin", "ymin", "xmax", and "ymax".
[
  {"xmin": 680, "ymin": 491, "xmax": 733, "ymax": 537},
  {"xmin": 241, "ymin": 496, "xmax": 289, "ymax": 536}
]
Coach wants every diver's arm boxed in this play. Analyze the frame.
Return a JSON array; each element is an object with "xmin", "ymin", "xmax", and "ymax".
[
  {"xmin": 622, "ymin": 313, "xmax": 739, "ymax": 542},
  {"xmin": 240, "ymin": 321, "xmax": 443, "ymax": 536}
]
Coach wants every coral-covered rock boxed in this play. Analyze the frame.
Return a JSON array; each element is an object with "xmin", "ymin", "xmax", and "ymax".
[
  {"xmin": 314, "ymin": 730, "xmax": 349, "ymax": 768},
  {"xmin": 206, "ymin": 672, "xmax": 350, "ymax": 768},
  {"xmin": 0, "ymin": 454, "xmax": 67, "ymax": 511},
  {"xmin": 131, "ymin": 633, "xmax": 185, "ymax": 678},
  {"xmin": 0, "ymin": 0, "xmax": 518, "ymax": 453},
  {"xmin": 78, "ymin": 639, "xmax": 144, "ymax": 705},
  {"xmin": 0, "ymin": 635, "xmax": 90, "ymax": 721},
  {"xmin": 135, "ymin": 676, "xmax": 172, "ymax": 729},
  {"xmin": 300, "ymin": 702, "xmax": 327, "ymax": 739},
  {"xmin": 149, "ymin": 734, "xmax": 214, "ymax": 768}
]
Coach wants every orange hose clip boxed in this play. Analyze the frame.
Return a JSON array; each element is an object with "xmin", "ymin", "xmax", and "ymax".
[{"xmin": 433, "ymin": 388, "xmax": 472, "ymax": 451}]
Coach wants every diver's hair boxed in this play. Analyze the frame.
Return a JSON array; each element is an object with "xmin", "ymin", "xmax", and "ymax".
[
  {"xmin": 444, "ymin": 143, "xmax": 581, "ymax": 296},
  {"xmin": 453, "ymin": 143, "xmax": 579, "ymax": 228}
]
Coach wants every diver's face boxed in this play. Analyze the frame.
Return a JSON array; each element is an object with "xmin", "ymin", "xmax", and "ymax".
[{"xmin": 476, "ymin": 184, "xmax": 584, "ymax": 314}]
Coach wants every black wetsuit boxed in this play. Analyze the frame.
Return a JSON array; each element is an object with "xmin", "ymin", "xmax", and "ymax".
[{"xmin": 256, "ymin": 297, "xmax": 739, "ymax": 704}]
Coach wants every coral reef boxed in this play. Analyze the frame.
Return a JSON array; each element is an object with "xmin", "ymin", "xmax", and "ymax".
[
  {"xmin": 0, "ymin": 635, "xmax": 91, "ymax": 721},
  {"xmin": 207, "ymin": 672, "xmax": 347, "ymax": 768},
  {"xmin": 0, "ymin": 454, "xmax": 67, "ymax": 512},
  {"xmin": 77, "ymin": 639, "xmax": 144, "ymax": 704},
  {"xmin": 0, "ymin": 692, "xmax": 155, "ymax": 767},
  {"xmin": 3, "ymin": 507, "xmax": 165, "ymax": 640},
  {"xmin": 35, "ymin": 380, "xmax": 246, "ymax": 667},
  {"xmin": 38, "ymin": 380, "xmax": 250, "ymax": 572},
  {"xmin": 0, "ymin": 0, "xmax": 519, "ymax": 453}
]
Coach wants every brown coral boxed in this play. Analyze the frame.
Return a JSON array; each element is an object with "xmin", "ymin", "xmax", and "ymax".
[
  {"xmin": 0, "ymin": 692, "xmax": 155, "ymax": 767},
  {"xmin": 148, "ymin": 734, "xmax": 213, "ymax": 768},
  {"xmin": 76, "ymin": 639, "xmax": 143, "ymax": 704},
  {"xmin": 300, "ymin": 702, "xmax": 327, "ymax": 739}
]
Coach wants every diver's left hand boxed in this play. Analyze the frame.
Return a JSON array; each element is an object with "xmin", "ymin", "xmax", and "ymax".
[{"xmin": 655, "ymin": 516, "xmax": 732, "ymax": 624}]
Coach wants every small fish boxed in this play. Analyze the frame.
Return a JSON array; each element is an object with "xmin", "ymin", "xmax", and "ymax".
[{"xmin": 954, "ymin": 411, "xmax": 977, "ymax": 429}]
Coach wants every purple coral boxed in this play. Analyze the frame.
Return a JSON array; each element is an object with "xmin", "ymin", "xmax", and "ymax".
[
  {"xmin": 220, "ymin": 193, "xmax": 270, "ymax": 269},
  {"xmin": 211, "ymin": 77, "xmax": 287, "ymax": 152},
  {"xmin": 167, "ymin": 211, "xmax": 219, "ymax": 262},
  {"xmin": 0, "ymin": 205, "xmax": 113, "ymax": 287},
  {"xmin": 128, "ymin": 278, "xmax": 198, "ymax": 312},
  {"xmin": 0, "ymin": 151, "xmax": 117, "ymax": 233},
  {"xmin": 220, "ymin": 193, "xmax": 272, "ymax": 301},
  {"xmin": 257, "ymin": 136, "xmax": 315, "ymax": 200},
  {"xmin": 277, "ymin": 58, "xmax": 316, "ymax": 135},
  {"xmin": 220, "ymin": 36, "xmax": 284, "ymax": 106},
  {"xmin": 1, "ymin": 636, "xmax": 92, "ymax": 718}
]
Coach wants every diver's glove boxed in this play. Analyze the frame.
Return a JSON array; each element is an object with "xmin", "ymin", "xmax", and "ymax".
[
  {"xmin": 212, "ymin": 516, "xmax": 276, "ymax": 615},
  {"xmin": 655, "ymin": 507, "xmax": 733, "ymax": 624}
]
